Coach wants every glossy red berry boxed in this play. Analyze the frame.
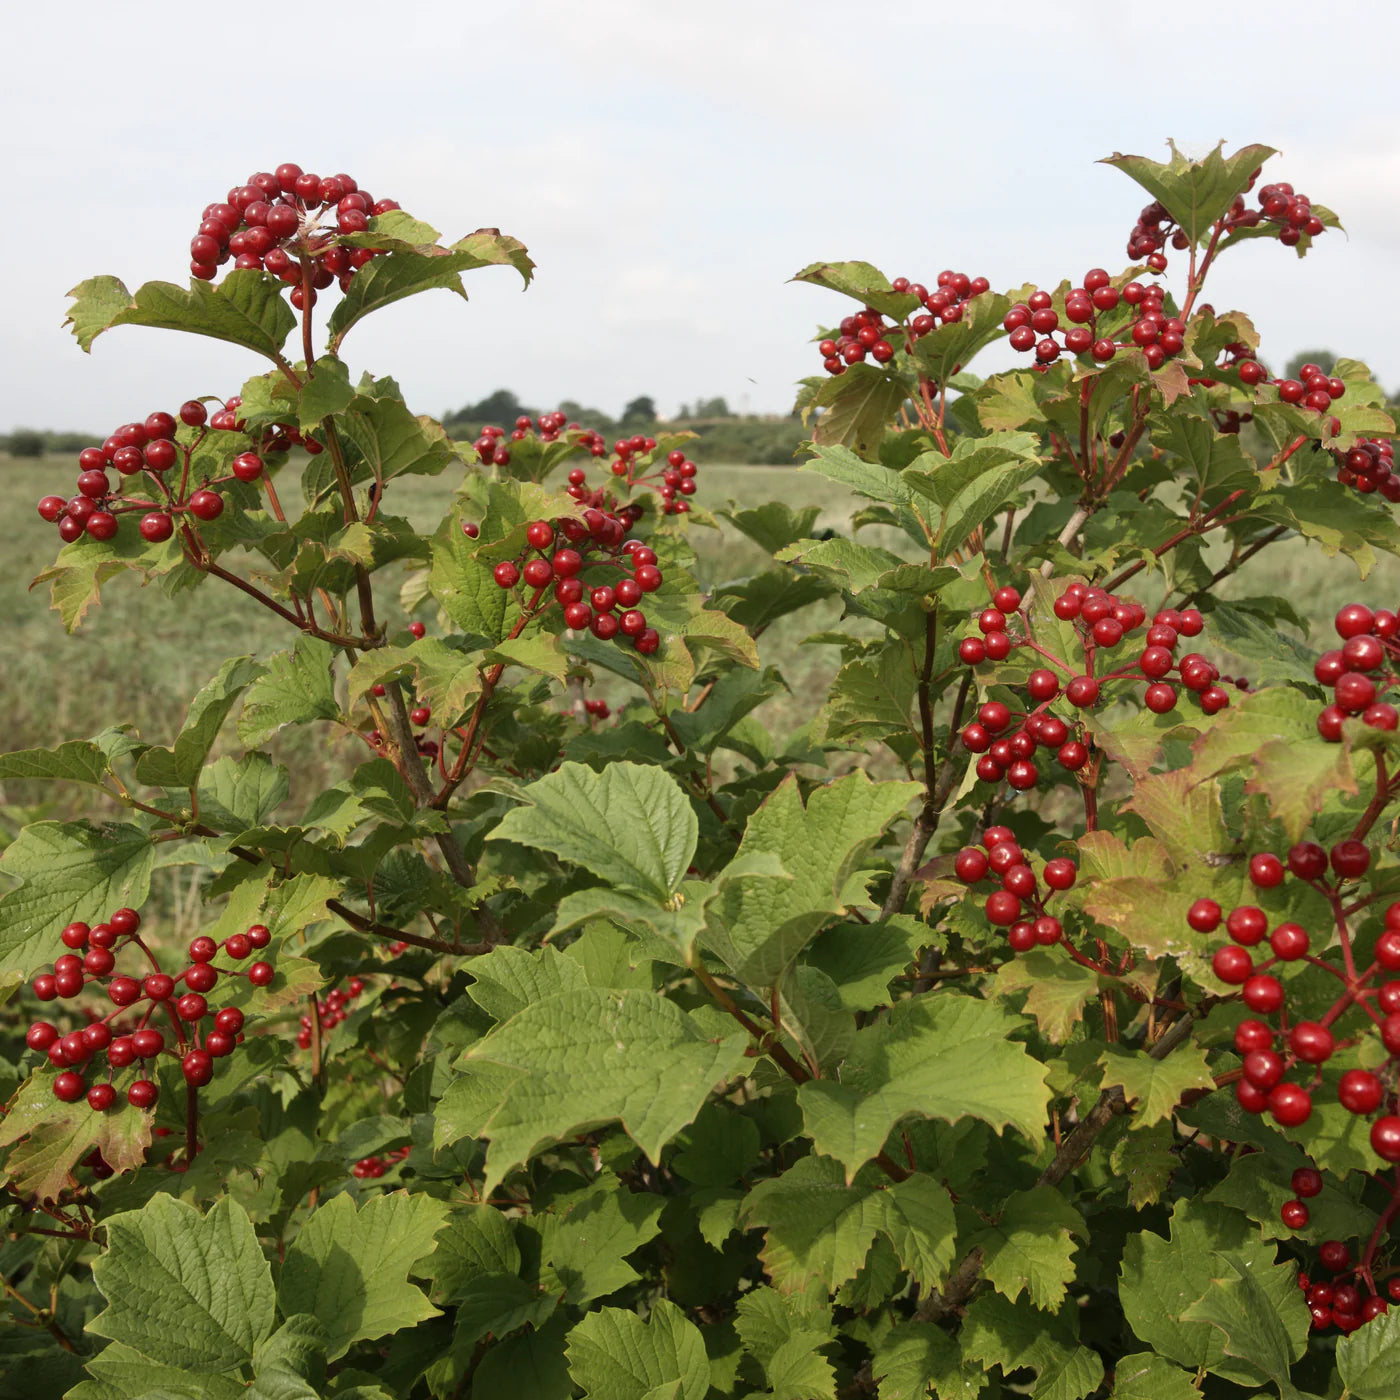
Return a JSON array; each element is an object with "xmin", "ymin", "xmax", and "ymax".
[
  {"xmin": 1269, "ymin": 923, "xmax": 1309, "ymax": 960},
  {"xmin": 1371, "ymin": 1116, "xmax": 1400, "ymax": 1163},
  {"xmin": 86, "ymin": 1083, "xmax": 117, "ymax": 1112},
  {"xmin": 1226, "ymin": 906, "xmax": 1268, "ymax": 946},
  {"xmin": 1287, "ymin": 842, "xmax": 1328, "ymax": 881},
  {"xmin": 248, "ymin": 961, "xmax": 274, "ymax": 986},
  {"xmin": 1280, "ymin": 1199, "xmax": 1310, "ymax": 1230},
  {"xmin": 1242, "ymin": 974, "xmax": 1284, "ymax": 1013},
  {"xmin": 955, "ymin": 849, "xmax": 989, "ymax": 883},
  {"xmin": 1249, "ymin": 853, "xmax": 1285, "ymax": 889},
  {"xmin": 1339, "ymin": 1070, "xmax": 1384, "ymax": 1115},
  {"xmin": 188, "ymin": 490, "xmax": 224, "ymax": 521},
  {"xmin": 1292, "ymin": 1167, "xmax": 1324, "ymax": 1198},
  {"xmin": 214, "ymin": 1006, "xmax": 245, "ymax": 1034},
  {"xmin": 1043, "ymin": 858, "xmax": 1076, "ymax": 891},
  {"xmin": 1213, "ymin": 945, "xmax": 1253, "ymax": 984},
  {"xmin": 1269, "ymin": 1083, "xmax": 1313, "ymax": 1127},
  {"xmin": 1234, "ymin": 1019, "xmax": 1274, "ymax": 1054},
  {"xmin": 1186, "ymin": 898, "xmax": 1222, "ymax": 932},
  {"xmin": 1290, "ymin": 1022, "xmax": 1335, "ymax": 1064},
  {"xmin": 53, "ymin": 1071, "xmax": 86, "ymax": 1103},
  {"xmin": 127, "ymin": 1080, "xmax": 158, "ymax": 1109},
  {"xmin": 1319, "ymin": 1241, "xmax": 1352, "ymax": 1273},
  {"xmin": 1066, "ymin": 676, "xmax": 1099, "ymax": 708}
]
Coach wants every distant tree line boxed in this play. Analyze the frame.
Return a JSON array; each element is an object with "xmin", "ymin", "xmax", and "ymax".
[{"xmin": 2, "ymin": 428, "xmax": 102, "ymax": 457}]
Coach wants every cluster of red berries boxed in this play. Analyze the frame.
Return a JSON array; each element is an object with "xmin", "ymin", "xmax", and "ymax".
[
  {"xmin": 471, "ymin": 412, "xmax": 608, "ymax": 467},
  {"xmin": 816, "ymin": 270, "xmax": 990, "ymax": 376},
  {"xmin": 353, "ymin": 1145, "xmax": 410, "ymax": 1179},
  {"xmin": 33, "ymin": 395, "xmax": 309, "ymax": 546},
  {"xmin": 490, "ymin": 514, "xmax": 664, "ymax": 655},
  {"xmin": 582, "ymin": 698, "xmax": 611, "ymax": 719},
  {"xmin": 1253, "ymin": 181, "xmax": 1328, "ymax": 247},
  {"xmin": 296, "ymin": 976, "xmax": 368, "ymax": 1050},
  {"xmin": 959, "ymin": 584, "xmax": 1229, "ymax": 787},
  {"xmin": 568, "ymin": 441, "xmax": 699, "ymax": 517},
  {"xmin": 1295, "ymin": 1241, "xmax": 1398, "ymax": 1334},
  {"xmin": 1123, "ymin": 200, "xmax": 1177, "ymax": 270},
  {"xmin": 1196, "ymin": 840, "xmax": 1400, "ymax": 1165},
  {"xmin": 188, "ymin": 164, "xmax": 399, "ymax": 302},
  {"xmin": 1004, "ymin": 272, "xmax": 1183, "ymax": 370},
  {"xmin": 1315, "ymin": 604, "xmax": 1400, "ymax": 739},
  {"xmin": 1332, "ymin": 437, "xmax": 1399, "ymax": 503},
  {"xmin": 952, "ymin": 828, "xmax": 1078, "ymax": 951},
  {"xmin": 24, "ymin": 908, "xmax": 274, "ymax": 1111}
]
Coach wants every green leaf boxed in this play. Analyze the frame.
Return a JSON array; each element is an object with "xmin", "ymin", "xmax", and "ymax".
[
  {"xmin": 89, "ymin": 1195, "xmax": 275, "ymax": 1373},
  {"xmin": 444, "ymin": 988, "xmax": 748, "ymax": 1194},
  {"xmin": 1100, "ymin": 141, "xmax": 1278, "ymax": 247},
  {"xmin": 529, "ymin": 1174, "xmax": 666, "ymax": 1307},
  {"xmin": 278, "ymin": 1190, "xmax": 449, "ymax": 1360},
  {"xmin": 471, "ymin": 1314, "xmax": 573, "ymax": 1400},
  {"xmin": 1119, "ymin": 1198, "xmax": 1279, "ymax": 1383},
  {"xmin": 0, "ymin": 739, "xmax": 111, "ymax": 786},
  {"xmin": 704, "ymin": 771, "xmax": 920, "ymax": 986},
  {"xmin": 328, "ymin": 238, "xmax": 524, "ymax": 350},
  {"xmin": 743, "ymin": 1156, "xmax": 955, "ymax": 1294},
  {"xmin": 717, "ymin": 502, "xmax": 823, "ymax": 554},
  {"xmin": 430, "ymin": 1206, "xmax": 521, "ymax": 1304},
  {"xmin": 567, "ymin": 1299, "xmax": 710, "ymax": 1400},
  {"xmin": 796, "ymin": 996, "xmax": 1051, "ymax": 1178},
  {"xmin": 488, "ymin": 761, "xmax": 697, "ymax": 901},
  {"xmin": 337, "ymin": 395, "xmax": 458, "ymax": 485},
  {"xmin": 71, "ymin": 1343, "xmax": 244, "ymax": 1400},
  {"xmin": 1110, "ymin": 1121, "xmax": 1179, "ymax": 1210},
  {"xmin": 33, "ymin": 525, "xmax": 182, "ymax": 633},
  {"xmin": 1110, "ymin": 1353, "xmax": 1201, "ymax": 1400},
  {"xmin": 805, "ymin": 917, "xmax": 925, "ymax": 1010},
  {"xmin": 486, "ymin": 632, "xmax": 569, "ymax": 680},
  {"xmin": 673, "ymin": 1101, "xmax": 763, "ymax": 1186},
  {"xmin": 791, "ymin": 260, "xmax": 920, "ymax": 320},
  {"xmin": 466, "ymin": 944, "xmax": 589, "ymax": 1023},
  {"xmin": 821, "ymin": 646, "xmax": 917, "ymax": 742},
  {"xmin": 1180, "ymin": 1255, "xmax": 1309, "ymax": 1393},
  {"xmin": 806, "ymin": 364, "xmax": 906, "ymax": 459},
  {"xmin": 237, "ymin": 637, "xmax": 341, "ymax": 747},
  {"xmin": 966, "ymin": 1187, "xmax": 1087, "ymax": 1311},
  {"xmin": 990, "ymin": 953, "xmax": 1100, "ymax": 1044},
  {"xmin": 1098, "ymin": 1042, "xmax": 1216, "ymax": 1127},
  {"xmin": 872, "ymin": 1322, "xmax": 981, "ymax": 1400},
  {"xmin": 1337, "ymin": 1307, "xmax": 1400, "ymax": 1400},
  {"xmin": 198, "ymin": 753, "xmax": 290, "ymax": 831},
  {"xmin": 959, "ymin": 1292, "xmax": 1104, "ymax": 1400},
  {"xmin": 802, "ymin": 443, "xmax": 912, "ymax": 503},
  {"xmin": 0, "ymin": 821, "xmax": 154, "ymax": 977},
  {"xmin": 66, "ymin": 270, "xmax": 297, "ymax": 361},
  {"xmin": 903, "ymin": 433, "xmax": 1043, "ymax": 557},
  {"xmin": 775, "ymin": 537, "xmax": 907, "ymax": 594},
  {"xmin": 134, "ymin": 655, "xmax": 264, "ymax": 787},
  {"xmin": 910, "ymin": 290, "xmax": 1012, "ymax": 387}
]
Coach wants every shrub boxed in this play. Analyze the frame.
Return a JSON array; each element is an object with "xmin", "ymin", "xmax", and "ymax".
[{"xmin": 3, "ymin": 144, "xmax": 1400, "ymax": 1400}]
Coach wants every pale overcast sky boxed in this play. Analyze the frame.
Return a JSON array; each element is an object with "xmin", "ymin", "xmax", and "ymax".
[{"xmin": 4, "ymin": 1, "xmax": 1399, "ymax": 434}]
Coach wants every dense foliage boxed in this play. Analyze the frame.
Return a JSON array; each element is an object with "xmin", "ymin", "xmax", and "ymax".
[{"xmin": 4, "ymin": 143, "xmax": 1400, "ymax": 1399}]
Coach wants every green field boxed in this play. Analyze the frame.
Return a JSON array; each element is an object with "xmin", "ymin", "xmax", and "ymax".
[{"xmin": 3, "ymin": 451, "xmax": 1398, "ymax": 782}]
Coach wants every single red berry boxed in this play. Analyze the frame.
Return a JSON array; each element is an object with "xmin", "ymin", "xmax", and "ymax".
[
  {"xmin": 53, "ymin": 1071, "xmax": 86, "ymax": 1103},
  {"xmin": 955, "ymin": 848, "xmax": 990, "ymax": 883},
  {"xmin": 985, "ymin": 891, "xmax": 1022, "ymax": 926},
  {"xmin": 992, "ymin": 586, "xmax": 1021, "ymax": 613},
  {"xmin": 225, "ymin": 933, "xmax": 252, "ymax": 960},
  {"xmin": 1057, "ymin": 740, "xmax": 1089, "ymax": 770},
  {"xmin": 1280, "ymin": 1199, "xmax": 1310, "ymax": 1230},
  {"xmin": 143, "ymin": 973, "xmax": 175, "ymax": 1001},
  {"xmin": 26, "ymin": 1021, "xmax": 59, "ymax": 1052},
  {"xmin": 1234, "ymin": 1019, "xmax": 1274, "ymax": 1054},
  {"xmin": 1213, "ymin": 945, "xmax": 1253, "ymax": 984},
  {"xmin": 1187, "ymin": 898, "xmax": 1222, "ymax": 932},
  {"xmin": 214, "ymin": 1006, "xmax": 245, "ymax": 1035},
  {"xmin": 131, "ymin": 1028, "xmax": 165, "ymax": 1058},
  {"xmin": 1269, "ymin": 1083, "xmax": 1313, "ymax": 1127},
  {"xmin": 1287, "ymin": 842, "xmax": 1328, "ymax": 881},
  {"xmin": 1292, "ymin": 1167, "xmax": 1324, "ymax": 1198},
  {"xmin": 232, "ymin": 451, "xmax": 264, "ymax": 482},
  {"xmin": 1043, "ymin": 858, "xmax": 1076, "ymax": 891},
  {"xmin": 108, "ymin": 976, "xmax": 141, "ymax": 1006},
  {"xmin": 247, "ymin": 923, "xmax": 271, "ymax": 948},
  {"xmin": 1243, "ymin": 1050, "xmax": 1284, "ymax": 1088},
  {"xmin": 188, "ymin": 490, "xmax": 224, "ymax": 521},
  {"xmin": 182, "ymin": 1050, "xmax": 214, "ymax": 1087},
  {"xmin": 1027, "ymin": 669, "xmax": 1059, "ymax": 701},
  {"xmin": 1236, "ymin": 1078, "xmax": 1268, "ymax": 1114},
  {"xmin": 1269, "ymin": 923, "xmax": 1309, "ymax": 960},
  {"xmin": 1226, "ymin": 906, "xmax": 1268, "ymax": 946},
  {"xmin": 127, "ymin": 1079, "xmax": 158, "ymax": 1109},
  {"xmin": 410, "ymin": 706, "xmax": 431, "ymax": 726},
  {"xmin": 185, "ymin": 962, "xmax": 217, "ymax": 993},
  {"xmin": 1331, "ymin": 840, "xmax": 1371, "ymax": 879},
  {"xmin": 1066, "ymin": 676, "xmax": 1099, "ymax": 707},
  {"xmin": 1242, "ymin": 974, "xmax": 1284, "ymax": 1013},
  {"xmin": 248, "ymin": 961, "xmax": 274, "ymax": 986},
  {"xmin": 1290, "ymin": 1022, "xmax": 1335, "ymax": 1064},
  {"xmin": 1339, "ymin": 1070, "xmax": 1384, "ymax": 1115},
  {"xmin": 1249, "ymin": 853, "xmax": 1285, "ymax": 889},
  {"xmin": 1371, "ymin": 1116, "xmax": 1400, "ymax": 1163},
  {"xmin": 189, "ymin": 935, "xmax": 218, "ymax": 963},
  {"xmin": 493, "ymin": 561, "xmax": 520, "ymax": 589},
  {"xmin": 177, "ymin": 992, "xmax": 208, "ymax": 1022},
  {"xmin": 1319, "ymin": 1241, "xmax": 1352, "ymax": 1273}
]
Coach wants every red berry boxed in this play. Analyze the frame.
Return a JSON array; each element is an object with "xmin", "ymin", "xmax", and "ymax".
[
  {"xmin": 985, "ymin": 891, "xmax": 1022, "ymax": 926},
  {"xmin": 1269, "ymin": 1083, "xmax": 1312, "ymax": 1127},
  {"xmin": 246, "ymin": 924, "xmax": 271, "ymax": 948},
  {"xmin": 188, "ymin": 490, "xmax": 224, "ymax": 521},
  {"xmin": 493, "ymin": 561, "xmax": 520, "ymax": 589},
  {"xmin": 53, "ymin": 1071, "xmax": 86, "ymax": 1103},
  {"xmin": 131, "ymin": 1028, "xmax": 164, "ymax": 1058},
  {"xmin": 1213, "ymin": 945, "xmax": 1253, "ymax": 984},
  {"xmin": 1280, "ymin": 1199, "xmax": 1310, "ymax": 1230},
  {"xmin": 87, "ymin": 1083, "xmax": 117, "ymax": 1112},
  {"xmin": 410, "ymin": 706, "xmax": 431, "ymax": 726},
  {"xmin": 1226, "ymin": 906, "xmax": 1268, "ymax": 945},
  {"xmin": 1234, "ymin": 1019, "xmax": 1274, "ymax": 1054},
  {"xmin": 1288, "ymin": 842, "xmax": 1327, "ymax": 880},
  {"xmin": 127, "ymin": 1079, "xmax": 158, "ymax": 1109},
  {"xmin": 1066, "ymin": 676, "xmax": 1099, "ymax": 707},
  {"xmin": 1339, "ymin": 1070, "xmax": 1384, "ymax": 1115},
  {"xmin": 1289, "ymin": 1022, "xmax": 1335, "ymax": 1064},
  {"xmin": 1371, "ymin": 1116, "xmax": 1400, "ymax": 1163},
  {"xmin": 1270, "ymin": 923, "xmax": 1309, "ymax": 960},
  {"xmin": 1330, "ymin": 840, "xmax": 1371, "ymax": 879},
  {"xmin": 1043, "ymin": 858, "xmax": 1076, "ymax": 891},
  {"xmin": 142, "ymin": 973, "xmax": 175, "ymax": 1001},
  {"xmin": 1249, "ymin": 853, "xmax": 1285, "ymax": 889},
  {"xmin": 1187, "ymin": 898, "xmax": 1223, "ymax": 932},
  {"xmin": 182, "ymin": 1050, "xmax": 214, "ymax": 1087},
  {"xmin": 248, "ymin": 961, "xmax": 274, "ymax": 986},
  {"xmin": 1242, "ymin": 974, "xmax": 1284, "ymax": 1013},
  {"xmin": 992, "ymin": 586, "xmax": 1021, "ymax": 613},
  {"xmin": 1292, "ymin": 1167, "xmax": 1324, "ymax": 1198},
  {"xmin": 214, "ymin": 1006, "xmax": 245, "ymax": 1035},
  {"xmin": 1319, "ymin": 1241, "xmax": 1352, "ymax": 1273}
]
